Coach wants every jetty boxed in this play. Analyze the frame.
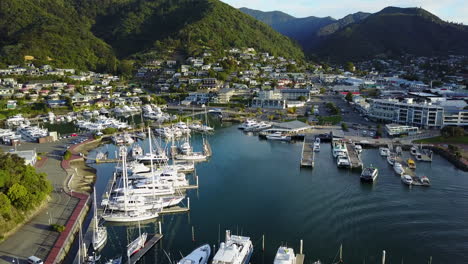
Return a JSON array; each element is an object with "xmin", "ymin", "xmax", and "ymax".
[
  {"xmin": 346, "ymin": 142, "xmax": 363, "ymax": 170},
  {"xmin": 125, "ymin": 234, "xmax": 163, "ymax": 264},
  {"xmin": 300, "ymin": 135, "xmax": 315, "ymax": 168}
]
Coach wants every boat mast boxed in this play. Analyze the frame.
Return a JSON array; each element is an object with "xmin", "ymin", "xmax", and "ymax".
[
  {"xmin": 93, "ymin": 186, "xmax": 97, "ymax": 244},
  {"xmin": 148, "ymin": 127, "xmax": 156, "ymax": 200},
  {"xmin": 121, "ymin": 148, "xmax": 128, "ymax": 213}
]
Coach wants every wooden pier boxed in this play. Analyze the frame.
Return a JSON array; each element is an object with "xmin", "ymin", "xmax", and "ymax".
[
  {"xmin": 161, "ymin": 206, "xmax": 190, "ymax": 214},
  {"xmin": 346, "ymin": 142, "xmax": 363, "ymax": 170},
  {"xmin": 300, "ymin": 135, "xmax": 315, "ymax": 168},
  {"xmin": 125, "ymin": 234, "xmax": 163, "ymax": 264}
]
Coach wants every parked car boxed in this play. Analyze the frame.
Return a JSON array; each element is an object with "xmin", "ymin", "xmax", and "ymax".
[{"xmin": 27, "ymin": 256, "xmax": 43, "ymax": 264}]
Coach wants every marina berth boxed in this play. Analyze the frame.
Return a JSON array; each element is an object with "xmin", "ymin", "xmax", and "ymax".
[
  {"xmin": 387, "ymin": 153, "xmax": 396, "ymax": 166},
  {"xmin": 212, "ymin": 230, "xmax": 253, "ymax": 264},
  {"xmin": 332, "ymin": 139, "xmax": 347, "ymax": 158},
  {"xmin": 401, "ymin": 174, "xmax": 413, "ymax": 185},
  {"xmin": 336, "ymin": 155, "xmax": 351, "ymax": 168},
  {"xmin": 313, "ymin": 137, "xmax": 320, "ymax": 152},
  {"xmin": 178, "ymin": 244, "xmax": 211, "ymax": 264}
]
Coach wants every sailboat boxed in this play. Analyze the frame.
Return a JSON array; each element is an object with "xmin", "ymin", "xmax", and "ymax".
[
  {"xmin": 92, "ymin": 187, "xmax": 107, "ymax": 251},
  {"xmin": 175, "ymin": 135, "xmax": 207, "ymax": 161},
  {"xmin": 127, "ymin": 222, "xmax": 148, "ymax": 258}
]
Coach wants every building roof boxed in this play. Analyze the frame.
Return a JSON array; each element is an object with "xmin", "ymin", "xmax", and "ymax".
[
  {"xmin": 10, "ymin": 150, "xmax": 36, "ymax": 164},
  {"xmin": 273, "ymin": 120, "xmax": 312, "ymax": 131}
]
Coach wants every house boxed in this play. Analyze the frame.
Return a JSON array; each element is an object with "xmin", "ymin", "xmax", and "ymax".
[
  {"xmin": 202, "ymin": 78, "xmax": 219, "ymax": 90},
  {"xmin": 47, "ymin": 100, "xmax": 68, "ymax": 108},
  {"xmin": 6, "ymin": 100, "xmax": 17, "ymax": 109},
  {"xmin": 216, "ymin": 88, "xmax": 235, "ymax": 103},
  {"xmin": 95, "ymin": 99, "xmax": 111, "ymax": 108},
  {"xmin": 11, "ymin": 150, "xmax": 37, "ymax": 166}
]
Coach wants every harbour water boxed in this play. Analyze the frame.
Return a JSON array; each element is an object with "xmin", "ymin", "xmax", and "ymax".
[{"xmin": 87, "ymin": 125, "xmax": 468, "ymax": 263}]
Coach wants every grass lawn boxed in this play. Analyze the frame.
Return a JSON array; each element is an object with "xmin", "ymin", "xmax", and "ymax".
[
  {"xmin": 414, "ymin": 136, "xmax": 468, "ymax": 144},
  {"xmin": 318, "ymin": 115, "xmax": 342, "ymax": 125}
]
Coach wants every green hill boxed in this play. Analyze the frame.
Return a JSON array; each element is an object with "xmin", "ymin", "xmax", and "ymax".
[
  {"xmin": 312, "ymin": 7, "xmax": 468, "ymax": 62},
  {"xmin": 0, "ymin": 0, "xmax": 304, "ymax": 72}
]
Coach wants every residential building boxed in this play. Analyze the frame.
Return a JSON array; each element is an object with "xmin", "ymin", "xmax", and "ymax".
[{"xmin": 385, "ymin": 124, "xmax": 419, "ymax": 136}]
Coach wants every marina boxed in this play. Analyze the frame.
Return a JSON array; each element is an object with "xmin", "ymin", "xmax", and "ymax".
[
  {"xmin": 68, "ymin": 125, "xmax": 468, "ymax": 264},
  {"xmin": 124, "ymin": 234, "xmax": 163, "ymax": 264}
]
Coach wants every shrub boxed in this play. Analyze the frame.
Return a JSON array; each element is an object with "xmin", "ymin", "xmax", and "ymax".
[
  {"xmin": 51, "ymin": 224, "xmax": 66, "ymax": 232},
  {"xmin": 63, "ymin": 150, "xmax": 72, "ymax": 160},
  {"xmin": 341, "ymin": 122, "xmax": 349, "ymax": 131}
]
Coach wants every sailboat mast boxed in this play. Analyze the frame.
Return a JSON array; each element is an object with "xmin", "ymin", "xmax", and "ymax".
[
  {"xmin": 122, "ymin": 148, "xmax": 128, "ymax": 213},
  {"xmin": 93, "ymin": 187, "xmax": 97, "ymax": 243},
  {"xmin": 148, "ymin": 127, "xmax": 156, "ymax": 199}
]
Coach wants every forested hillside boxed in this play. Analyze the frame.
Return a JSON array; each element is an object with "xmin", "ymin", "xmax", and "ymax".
[{"xmin": 0, "ymin": 0, "xmax": 304, "ymax": 72}]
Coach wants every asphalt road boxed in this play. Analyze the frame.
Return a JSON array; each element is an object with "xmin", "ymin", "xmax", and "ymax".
[{"xmin": 0, "ymin": 139, "xmax": 81, "ymax": 264}]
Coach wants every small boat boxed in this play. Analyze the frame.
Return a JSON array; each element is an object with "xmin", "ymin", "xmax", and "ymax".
[
  {"xmin": 313, "ymin": 138, "xmax": 320, "ymax": 152},
  {"xmin": 104, "ymin": 256, "xmax": 122, "ymax": 264},
  {"xmin": 238, "ymin": 119, "xmax": 258, "ymax": 130},
  {"xmin": 336, "ymin": 155, "xmax": 350, "ymax": 168},
  {"xmin": 410, "ymin": 146, "xmax": 418, "ymax": 156},
  {"xmin": 386, "ymin": 154, "xmax": 395, "ymax": 166},
  {"xmin": 393, "ymin": 162, "xmax": 404, "ymax": 175},
  {"xmin": 360, "ymin": 166, "xmax": 378, "ymax": 182},
  {"xmin": 401, "ymin": 174, "xmax": 413, "ymax": 185},
  {"xmin": 266, "ymin": 132, "xmax": 291, "ymax": 141},
  {"xmin": 420, "ymin": 176, "xmax": 431, "ymax": 186},
  {"xmin": 379, "ymin": 147, "xmax": 390, "ymax": 157},
  {"xmin": 354, "ymin": 144, "xmax": 362, "ymax": 154},
  {"xmin": 407, "ymin": 159, "xmax": 416, "ymax": 169},
  {"xmin": 273, "ymin": 246, "xmax": 296, "ymax": 264},
  {"xmin": 178, "ymin": 244, "xmax": 211, "ymax": 264}
]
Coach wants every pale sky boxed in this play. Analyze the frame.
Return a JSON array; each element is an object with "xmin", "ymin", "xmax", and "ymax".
[{"xmin": 221, "ymin": 0, "xmax": 468, "ymax": 24}]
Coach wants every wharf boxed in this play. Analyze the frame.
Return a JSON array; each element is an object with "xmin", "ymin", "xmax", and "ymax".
[
  {"xmin": 395, "ymin": 157, "xmax": 415, "ymax": 176},
  {"xmin": 161, "ymin": 206, "xmax": 190, "ymax": 214},
  {"xmin": 346, "ymin": 142, "xmax": 363, "ymax": 170},
  {"xmin": 300, "ymin": 135, "xmax": 315, "ymax": 168},
  {"xmin": 125, "ymin": 234, "xmax": 163, "ymax": 264},
  {"xmin": 296, "ymin": 254, "xmax": 305, "ymax": 264}
]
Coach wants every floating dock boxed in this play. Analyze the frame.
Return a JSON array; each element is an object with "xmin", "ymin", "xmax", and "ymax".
[
  {"xmin": 125, "ymin": 234, "xmax": 163, "ymax": 264},
  {"xmin": 300, "ymin": 135, "xmax": 315, "ymax": 168},
  {"xmin": 161, "ymin": 206, "xmax": 190, "ymax": 214},
  {"xmin": 296, "ymin": 254, "xmax": 305, "ymax": 264},
  {"xmin": 346, "ymin": 142, "xmax": 363, "ymax": 170}
]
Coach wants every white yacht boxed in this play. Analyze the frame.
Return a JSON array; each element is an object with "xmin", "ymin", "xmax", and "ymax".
[
  {"xmin": 387, "ymin": 154, "xmax": 396, "ymax": 166},
  {"xmin": 354, "ymin": 144, "xmax": 362, "ymax": 154},
  {"xmin": 131, "ymin": 144, "xmax": 143, "ymax": 158},
  {"xmin": 332, "ymin": 140, "xmax": 347, "ymax": 158},
  {"xmin": 175, "ymin": 137, "xmax": 207, "ymax": 161},
  {"xmin": 212, "ymin": 230, "xmax": 253, "ymax": 264},
  {"xmin": 379, "ymin": 147, "xmax": 390, "ymax": 157},
  {"xmin": 116, "ymin": 161, "xmax": 151, "ymax": 175},
  {"xmin": 104, "ymin": 194, "xmax": 183, "ymax": 211},
  {"xmin": 178, "ymin": 244, "xmax": 211, "ymax": 264},
  {"xmin": 92, "ymin": 188, "xmax": 107, "ymax": 251},
  {"xmin": 238, "ymin": 119, "xmax": 258, "ymax": 130},
  {"xmin": 266, "ymin": 132, "xmax": 291, "ymax": 141},
  {"xmin": 401, "ymin": 174, "xmax": 413, "ymax": 185},
  {"xmin": 336, "ymin": 155, "xmax": 350, "ymax": 168},
  {"xmin": 135, "ymin": 152, "xmax": 169, "ymax": 163},
  {"xmin": 393, "ymin": 162, "xmax": 405, "ymax": 175},
  {"xmin": 313, "ymin": 138, "xmax": 320, "ymax": 152},
  {"xmin": 273, "ymin": 247, "xmax": 296, "ymax": 264}
]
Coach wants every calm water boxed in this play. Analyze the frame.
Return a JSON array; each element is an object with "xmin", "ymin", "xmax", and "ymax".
[{"xmin": 87, "ymin": 125, "xmax": 468, "ymax": 264}]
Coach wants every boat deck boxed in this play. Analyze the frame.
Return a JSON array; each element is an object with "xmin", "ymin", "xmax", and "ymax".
[
  {"xmin": 346, "ymin": 143, "xmax": 363, "ymax": 170},
  {"xmin": 161, "ymin": 206, "xmax": 190, "ymax": 214},
  {"xmin": 125, "ymin": 234, "xmax": 163, "ymax": 264},
  {"xmin": 300, "ymin": 135, "xmax": 315, "ymax": 168}
]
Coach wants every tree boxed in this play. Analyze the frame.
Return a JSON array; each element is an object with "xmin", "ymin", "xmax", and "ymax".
[
  {"xmin": 63, "ymin": 150, "xmax": 72, "ymax": 160},
  {"xmin": 441, "ymin": 126, "xmax": 465, "ymax": 137},
  {"xmin": 118, "ymin": 60, "xmax": 134, "ymax": 78},
  {"xmin": 320, "ymin": 87, "xmax": 326, "ymax": 94},
  {"xmin": 341, "ymin": 122, "xmax": 349, "ymax": 131},
  {"xmin": 297, "ymin": 96, "xmax": 307, "ymax": 102},
  {"xmin": 376, "ymin": 124, "xmax": 383, "ymax": 137},
  {"xmin": 0, "ymin": 193, "xmax": 12, "ymax": 218},
  {"xmin": 345, "ymin": 92, "xmax": 353, "ymax": 102},
  {"xmin": 7, "ymin": 183, "xmax": 30, "ymax": 210},
  {"xmin": 345, "ymin": 62, "xmax": 355, "ymax": 72}
]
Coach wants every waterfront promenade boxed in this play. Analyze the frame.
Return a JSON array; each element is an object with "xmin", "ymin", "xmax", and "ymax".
[{"xmin": 0, "ymin": 137, "xmax": 95, "ymax": 264}]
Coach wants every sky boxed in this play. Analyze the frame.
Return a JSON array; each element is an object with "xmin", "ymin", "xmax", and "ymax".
[{"xmin": 221, "ymin": 0, "xmax": 468, "ymax": 24}]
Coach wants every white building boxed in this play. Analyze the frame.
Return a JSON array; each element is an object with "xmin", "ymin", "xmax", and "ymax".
[{"xmin": 385, "ymin": 124, "xmax": 419, "ymax": 136}]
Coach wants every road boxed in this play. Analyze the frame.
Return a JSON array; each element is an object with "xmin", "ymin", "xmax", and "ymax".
[{"xmin": 0, "ymin": 139, "xmax": 81, "ymax": 264}]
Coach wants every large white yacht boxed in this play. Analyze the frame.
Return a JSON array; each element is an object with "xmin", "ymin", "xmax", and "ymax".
[
  {"xmin": 212, "ymin": 230, "xmax": 253, "ymax": 264},
  {"xmin": 238, "ymin": 119, "xmax": 258, "ymax": 130}
]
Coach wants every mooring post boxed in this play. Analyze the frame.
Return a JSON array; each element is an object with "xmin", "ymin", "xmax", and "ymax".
[
  {"xmin": 192, "ymin": 226, "xmax": 195, "ymax": 241},
  {"xmin": 300, "ymin": 239, "xmax": 303, "ymax": 255},
  {"xmin": 262, "ymin": 234, "xmax": 265, "ymax": 251},
  {"xmin": 159, "ymin": 221, "xmax": 162, "ymax": 235},
  {"xmin": 187, "ymin": 197, "xmax": 190, "ymax": 210}
]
